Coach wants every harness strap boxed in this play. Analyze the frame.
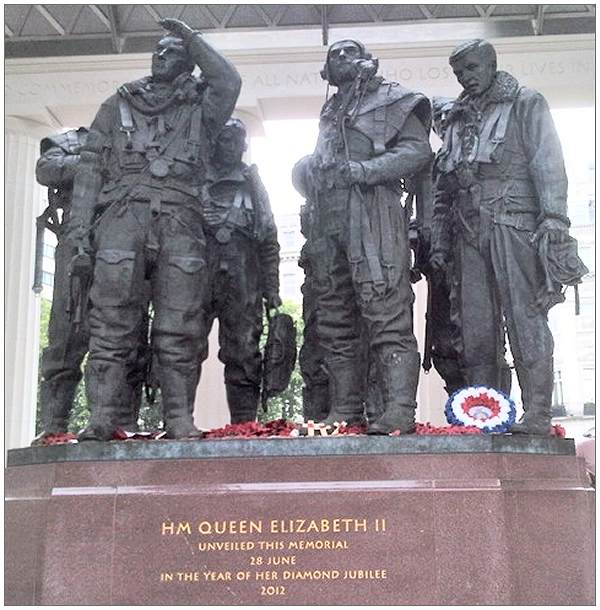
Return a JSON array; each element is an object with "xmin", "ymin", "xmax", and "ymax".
[
  {"xmin": 349, "ymin": 190, "xmax": 362, "ymax": 263},
  {"xmin": 447, "ymin": 122, "xmax": 463, "ymax": 170},
  {"xmin": 379, "ymin": 192, "xmax": 394, "ymax": 266},
  {"xmin": 117, "ymin": 95, "xmax": 136, "ymax": 149},
  {"xmin": 476, "ymin": 100, "xmax": 515, "ymax": 163},
  {"xmin": 187, "ymin": 105, "xmax": 203, "ymax": 160},
  {"xmin": 218, "ymin": 186, "xmax": 255, "ymax": 231},
  {"xmin": 372, "ymin": 105, "xmax": 387, "ymax": 155},
  {"xmin": 359, "ymin": 193, "xmax": 384, "ymax": 285},
  {"xmin": 146, "ymin": 191, "xmax": 161, "ymax": 264}
]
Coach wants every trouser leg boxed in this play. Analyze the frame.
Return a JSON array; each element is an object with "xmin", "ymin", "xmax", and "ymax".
[
  {"xmin": 490, "ymin": 225, "xmax": 554, "ymax": 434},
  {"xmin": 313, "ymin": 236, "xmax": 365, "ymax": 424},
  {"xmin": 299, "ymin": 275, "xmax": 329, "ymax": 421},
  {"xmin": 153, "ymin": 207, "xmax": 207, "ymax": 438},
  {"xmin": 428, "ymin": 270, "xmax": 467, "ymax": 395},
  {"xmin": 119, "ymin": 299, "xmax": 152, "ymax": 431},
  {"xmin": 452, "ymin": 236, "xmax": 508, "ymax": 389},
  {"xmin": 220, "ymin": 279, "xmax": 263, "ymax": 422},
  {"xmin": 39, "ymin": 335, "xmax": 88, "ymax": 434},
  {"xmin": 363, "ymin": 340, "xmax": 385, "ymax": 422},
  {"xmin": 81, "ymin": 303, "xmax": 143, "ymax": 440},
  {"xmin": 79, "ymin": 206, "xmax": 146, "ymax": 441},
  {"xmin": 153, "ymin": 308, "xmax": 203, "ymax": 438},
  {"xmin": 220, "ymin": 304, "xmax": 262, "ymax": 424},
  {"xmin": 38, "ymin": 235, "xmax": 89, "ymax": 435},
  {"xmin": 351, "ymin": 208, "xmax": 419, "ymax": 434}
]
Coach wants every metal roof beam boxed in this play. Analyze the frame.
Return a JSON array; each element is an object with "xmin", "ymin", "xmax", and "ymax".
[
  {"xmin": 5, "ymin": 4, "xmax": 596, "ymax": 58},
  {"xmin": 418, "ymin": 5, "xmax": 434, "ymax": 19},
  {"xmin": 197, "ymin": 6, "xmax": 221, "ymax": 29},
  {"xmin": 364, "ymin": 5, "xmax": 381, "ymax": 22},
  {"xmin": 321, "ymin": 5, "xmax": 329, "ymax": 46},
  {"xmin": 548, "ymin": 7, "xmax": 597, "ymax": 19},
  {"xmin": 107, "ymin": 5, "xmax": 123, "ymax": 54},
  {"xmin": 89, "ymin": 5, "xmax": 111, "ymax": 30},
  {"xmin": 533, "ymin": 5, "xmax": 547, "ymax": 36},
  {"xmin": 33, "ymin": 5, "xmax": 66, "ymax": 36},
  {"xmin": 44, "ymin": 105, "xmax": 63, "ymax": 128},
  {"xmin": 271, "ymin": 6, "xmax": 288, "ymax": 27},
  {"xmin": 219, "ymin": 6, "xmax": 237, "ymax": 29},
  {"xmin": 65, "ymin": 5, "xmax": 84, "ymax": 35},
  {"xmin": 142, "ymin": 5, "xmax": 161, "ymax": 23},
  {"xmin": 254, "ymin": 6, "xmax": 277, "ymax": 28},
  {"xmin": 17, "ymin": 6, "xmax": 33, "ymax": 35}
]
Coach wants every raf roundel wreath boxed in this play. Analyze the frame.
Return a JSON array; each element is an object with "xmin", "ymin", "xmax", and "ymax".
[{"xmin": 445, "ymin": 386, "xmax": 516, "ymax": 433}]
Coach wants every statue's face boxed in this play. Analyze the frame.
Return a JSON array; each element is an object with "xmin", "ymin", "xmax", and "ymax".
[
  {"xmin": 326, "ymin": 41, "xmax": 363, "ymax": 85},
  {"xmin": 151, "ymin": 37, "xmax": 190, "ymax": 82},
  {"xmin": 451, "ymin": 49, "xmax": 496, "ymax": 97},
  {"xmin": 214, "ymin": 127, "xmax": 245, "ymax": 168},
  {"xmin": 432, "ymin": 98, "xmax": 455, "ymax": 138}
]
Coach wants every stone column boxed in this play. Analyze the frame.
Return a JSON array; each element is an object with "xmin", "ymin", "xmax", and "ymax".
[
  {"xmin": 5, "ymin": 117, "xmax": 53, "ymax": 449},
  {"xmin": 193, "ymin": 109, "xmax": 266, "ymax": 430}
]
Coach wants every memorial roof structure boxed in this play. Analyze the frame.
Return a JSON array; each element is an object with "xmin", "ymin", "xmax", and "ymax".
[{"xmin": 5, "ymin": 4, "xmax": 596, "ymax": 58}]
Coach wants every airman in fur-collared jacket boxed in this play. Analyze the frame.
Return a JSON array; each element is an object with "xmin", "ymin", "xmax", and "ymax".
[{"xmin": 431, "ymin": 39, "xmax": 584, "ymax": 435}]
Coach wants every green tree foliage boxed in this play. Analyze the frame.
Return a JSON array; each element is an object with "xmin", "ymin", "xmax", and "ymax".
[{"xmin": 257, "ymin": 300, "xmax": 305, "ymax": 424}]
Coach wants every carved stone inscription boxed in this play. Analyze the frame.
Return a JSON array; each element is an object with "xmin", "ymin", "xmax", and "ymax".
[{"xmin": 159, "ymin": 516, "xmax": 390, "ymax": 598}]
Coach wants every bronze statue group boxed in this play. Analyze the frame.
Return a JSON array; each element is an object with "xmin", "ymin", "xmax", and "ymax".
[{"xmin": 33, "ymin": 19, "xmax": 587, "ymax": 444}]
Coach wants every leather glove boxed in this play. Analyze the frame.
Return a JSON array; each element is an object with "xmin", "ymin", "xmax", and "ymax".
[
  {"xmin": 336, "ymin": 161, "xmax": 366, "ymax": 187},
  {"xmin": 264, "ymin": 293, "xmax": 282, "ymax": 310},
  {"xmin": 158, "ymin": 18, "xmax": 198, "ymax": 44},
  {"xmin": 429, "ymin": 251, "xmax": 447, "ymax": 273},
  {"xmin": 65, "ymin": 223, "xmax": 92, "ymax": 256},
  {"xmin": 534, "ymin": 218, "xmax": 569, "ymax": 244}
]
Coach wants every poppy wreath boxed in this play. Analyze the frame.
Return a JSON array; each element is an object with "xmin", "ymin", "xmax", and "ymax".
[{"xmin": 445, "ymin": 386, "xmax": 516, "ymax": 433}]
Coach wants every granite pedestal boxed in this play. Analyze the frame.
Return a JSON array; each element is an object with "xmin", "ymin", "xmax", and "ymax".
[{"xmin": 5, "ymin": 436, "xmax": 595, "ymax": 605}]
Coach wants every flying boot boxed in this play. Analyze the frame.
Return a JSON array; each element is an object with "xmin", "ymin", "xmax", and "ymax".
[
  {"xmin": 227, "ymin": 384, "xmax": 260, "ymax": 423},
  {"xmin": 432, "ymin": 355, "xmax": 466, "ymax": 396},
  {"xmin": 365, "ymin": 360, "xmax": 385, "ymax": 422},
  {"xmin": 509, "ymin": 358, "xmax": 554, "ymax": 435},
  {"xmin": 79, "ymin": 361, "xmax": 126, "ymax": 441},
  {"xmin": 498, "ymin": 361, "xmax": 512, "ymax": 395},
  {"xmin": 318, "ymin": 357, "xmax": 366, "ymax": 426},
  {"xmin": 111, "ymin": 377, "xmax": 141, "ymax": 432},
  {"xmin": 302, "ymin": 381, "xmax": 330, "ymax": 422},
  {"xmin": 368, "ymin": 351, "xmax": 420, "ymax": 435},
  {"xmin": 31, "ymin": 375, "xmax": 80, "ymax": 445},
  {"xmin": 159, "ymin": 363, "xmax": 202, "ymax": 439}
]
